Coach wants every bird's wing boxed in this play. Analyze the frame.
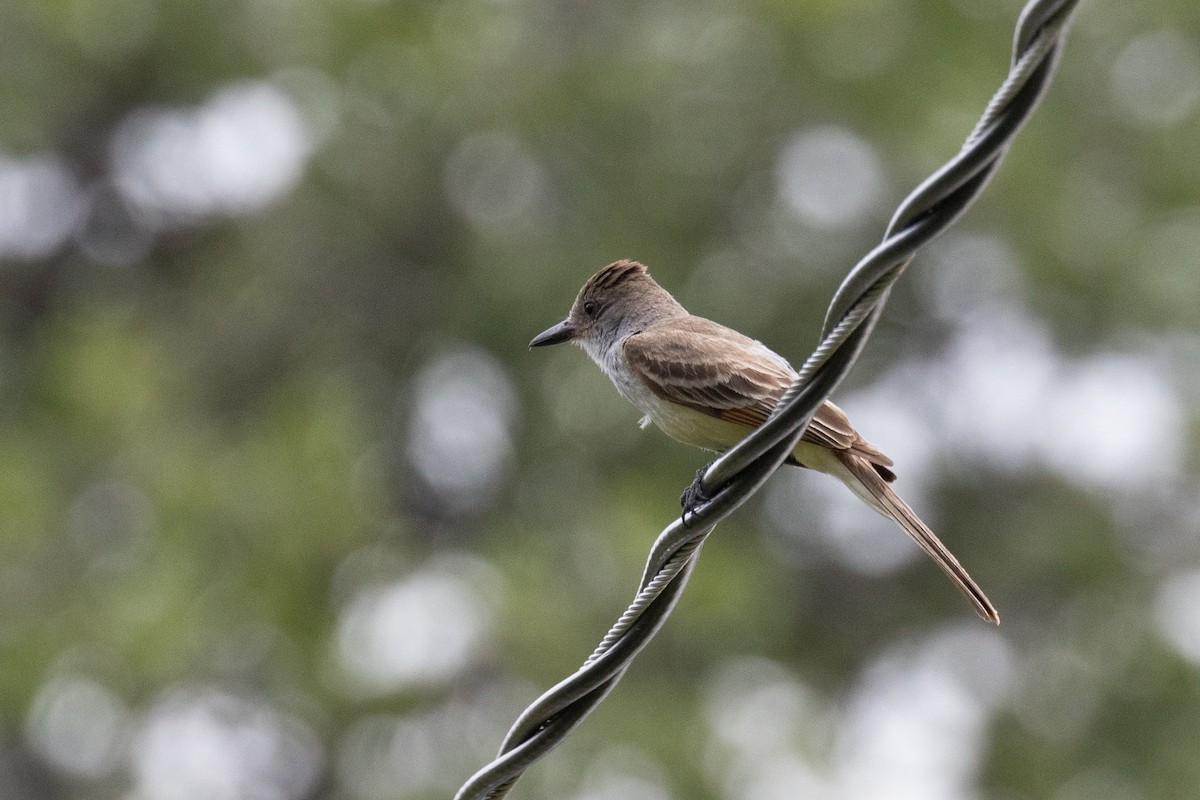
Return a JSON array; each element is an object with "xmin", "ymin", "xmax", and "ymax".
[
  {"xmin": 622, "ymin": 316, "xmax": 790, "ymax": 425},
  {"xmin": 621, "ymin": 316, "xmax": 892, "ymax": 469}
]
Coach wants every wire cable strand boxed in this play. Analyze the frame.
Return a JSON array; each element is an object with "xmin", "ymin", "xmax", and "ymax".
[{"xmin": 454, "ymin": 2, "xmax": 1080, "ymax": 797}]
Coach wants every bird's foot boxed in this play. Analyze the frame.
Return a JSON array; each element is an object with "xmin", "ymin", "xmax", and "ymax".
[{"xmin": 680, "ymin": 464, "xmax": 715, "ymax": 525}]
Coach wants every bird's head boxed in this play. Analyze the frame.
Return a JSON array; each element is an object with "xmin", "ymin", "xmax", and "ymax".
[{"xmin": 529, "ymin": 260, "xmax": 684, "ymax": 356}]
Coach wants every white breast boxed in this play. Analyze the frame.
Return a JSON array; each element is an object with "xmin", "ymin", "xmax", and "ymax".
[{"xmin": 581, "ymin": 335, "xmax": 750, "ymax": 453}]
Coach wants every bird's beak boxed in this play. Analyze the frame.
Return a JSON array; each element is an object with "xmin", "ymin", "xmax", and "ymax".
[{"xmin": 529, "ymin": 319, "xmax": 576, "ymax": 348}]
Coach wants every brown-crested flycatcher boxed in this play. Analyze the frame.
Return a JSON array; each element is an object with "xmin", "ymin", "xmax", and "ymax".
[{"xmin": 530, "ymin": 259, "xmax": 998, "ymax": 623}]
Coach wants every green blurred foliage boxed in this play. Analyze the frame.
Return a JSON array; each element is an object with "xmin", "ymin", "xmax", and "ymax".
[{"xmin": 2, "ymin": 0, "xmax": 1200, "ymax": 799}]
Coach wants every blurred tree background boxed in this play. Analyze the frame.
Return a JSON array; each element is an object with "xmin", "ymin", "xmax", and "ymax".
[{"xmin": 3, "ymin": 0, "xmax": 1200, "ymax": 798}]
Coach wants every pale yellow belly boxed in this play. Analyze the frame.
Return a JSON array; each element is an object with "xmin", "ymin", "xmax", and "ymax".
[
  {"xmin": 645, "ymin": 399, "xmax": 838, "ymax": 474},
  {"xmin": 649, "ymin": 401, "xmax": 751, "ymax": 452}
]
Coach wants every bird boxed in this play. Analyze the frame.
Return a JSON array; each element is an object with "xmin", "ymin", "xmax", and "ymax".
[{"xmin": 529, "ymin": 259, "xmax": 998, "ymax": 623}]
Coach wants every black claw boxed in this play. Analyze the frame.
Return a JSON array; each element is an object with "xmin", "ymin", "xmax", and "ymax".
[{"xmin": 680, "ymin": 464, "xmax": 715, "ymax": 524}]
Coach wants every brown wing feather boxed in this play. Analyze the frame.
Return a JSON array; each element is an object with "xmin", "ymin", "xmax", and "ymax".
[
  {"xmin": 622, "ymin": 316, "xmax": 894, "ymax": 478},
  {"xmin": 622, "ymin": 316, "xmax": 790, "ymax": 418}
]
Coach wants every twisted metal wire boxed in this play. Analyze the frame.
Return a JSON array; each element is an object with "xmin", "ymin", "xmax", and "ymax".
[{"xmin": 454, "ymin": 2, "xmax": 1079, "ymax": 797}]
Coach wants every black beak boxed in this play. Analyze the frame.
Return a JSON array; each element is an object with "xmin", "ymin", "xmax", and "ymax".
[{"xmin": 529, "ymin": 319, "xmax": 576, "ymax": 348}]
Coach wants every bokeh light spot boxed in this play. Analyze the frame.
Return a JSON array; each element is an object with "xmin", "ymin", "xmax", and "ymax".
[
  {"xmin": 111, "ymin": 81, "xmax": 314, "ymax": 221},
  {"xmin": 444, "ymin": 131, "xmax": 547, "ymax": 234},
  {"xmin": 406, "ymin": 347, "xmax": 517, "ymax": 513},
  {"xmin": 1155, "ymin": 569, "xmax": 1200, "ymax": 664},
  {"xmin": 335, "ymin": 557, "xmax": 497, "ymax": 694},
  {"xmin": 0, "ymin": 154, "xmax": 83, "ymax": 259},
  {"xmin": 777, "ymin": 127, "xmax": 885, "ymax": 228},
  {"xmin": 130, "ymin": 688, "xmax": 321, "ymax": 800},
  {"xmin": 1110, "ymin": 29, "xmax": 1200, "ymax": 127},
  {"xmin": 26, "ymin": 676, "xmax": 128, "ymax": 779}
]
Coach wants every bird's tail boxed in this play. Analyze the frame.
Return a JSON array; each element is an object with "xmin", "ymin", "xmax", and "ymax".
[{"xmin": 834, "ymin": 452, "xmax": 1000, "ymax": 624}]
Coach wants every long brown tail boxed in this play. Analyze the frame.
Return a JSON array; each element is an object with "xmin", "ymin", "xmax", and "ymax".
[{"xmin": 836, "ymin": 453, "xmax": 1000, "ymax": 624}]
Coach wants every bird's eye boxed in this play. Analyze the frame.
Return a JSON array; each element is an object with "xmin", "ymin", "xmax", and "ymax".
[{"xmin": 582, "ymin": 301, "xmax": 597, "ymax": 316}]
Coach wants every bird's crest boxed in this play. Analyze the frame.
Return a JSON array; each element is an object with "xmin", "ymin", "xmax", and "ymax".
[{"xmin": 583, "ymin": 260, "xmax": 648, "ymax": 293}]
